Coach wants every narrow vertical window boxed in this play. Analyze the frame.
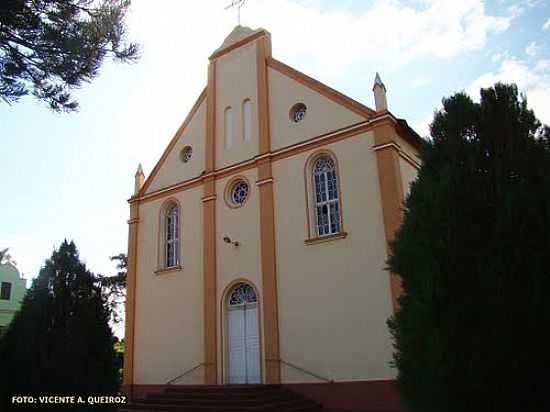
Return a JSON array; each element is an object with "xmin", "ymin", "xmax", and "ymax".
[
  {"xmin": 242, "ymin": 99, "xmax": 252, "ymax": 142},
  {"xmin": 313, "ymin": 156, "xmax": 341, "ymax": 236},
  {"xmin": 224, "ymin": 106, "xmax": 233, "ymax": 149},
  {"xmin": 165, "ymin": 205, "xmax": 179, "ymax": 267}
]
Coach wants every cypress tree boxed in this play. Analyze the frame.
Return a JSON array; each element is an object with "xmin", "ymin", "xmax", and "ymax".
[
  {"xmin": 0, "ymin": 240, "xmax": 118, "ymax": 409},
  {"xmin": 388, "ymin": 83, "xmax": 550, "ymax": 412}
]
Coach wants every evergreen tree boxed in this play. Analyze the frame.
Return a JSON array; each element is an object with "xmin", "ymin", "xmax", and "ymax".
[
  {"xmin": 387, "ymin": 83, "xmax": 550, "ymax": 412},
  {"xmin": 0, "ymin": 240, "xmax": 118, "ymax": 409},
  {"xmin": 0, "ymin": 0, "xmax": 139, "ymax": 111}
]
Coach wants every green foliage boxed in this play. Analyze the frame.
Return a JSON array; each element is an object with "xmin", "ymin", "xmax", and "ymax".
[
  {"xmin": 0, "ymin": 0, "xmax": 139, "ymax": 111},
  {"xmin": 99, "ymin": 252, "xmax": 127, "ymax": 324},
  {"xmin": 0, "ymin": 240, "xmax": 119, "ymax": 409},
  {"xmin": 0, "ymin": 247, "xmax": 16, "ymax": 265},
  {"xmin": 114, "ymin": 338, "xmax": 124, "ymax": 385},
  {"xmin": 388, "ymin": 83, "xmax": 550, "ymax": 412}
]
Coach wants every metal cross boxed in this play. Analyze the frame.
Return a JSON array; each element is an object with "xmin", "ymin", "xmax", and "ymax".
[{"xmin": 225, "ymin": 0, "xmax": 247, "ymax": 26}]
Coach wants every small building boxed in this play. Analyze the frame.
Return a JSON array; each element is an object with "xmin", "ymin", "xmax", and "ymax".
[
  {"xmin": 0, "ymin": 263, "xmax": 26, "ymax": 335},
  {"xmin": 124, "ymin": 26, "xmax": 421, "ymax": 411}
]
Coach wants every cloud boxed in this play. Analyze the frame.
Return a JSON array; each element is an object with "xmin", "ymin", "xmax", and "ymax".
[
  {"xmin": 491, "ymin": 51, "xmax": 509, "ymax": 62},
  {"xmin": 506, "ymin": 0, "xmax": 543, "ymax": 18},
  {"xmin": 413, "ymin": 112, "xmax": 437, "ymax": 138},
  {"xmin": 467, "ymin": 58, "xmax": 550, "ymax": 125},
  {"xmin": 543, "ymin": 18, "xmax": 550, "ymax": 30},
  {"xmin": 243, "ymin": 0, "xmax": 511, "ymax": 76},
  {"xmin": 525, "ymin": 41, "xmax": 541, "ymax": 56}
]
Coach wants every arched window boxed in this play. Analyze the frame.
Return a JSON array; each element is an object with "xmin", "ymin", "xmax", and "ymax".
[
  {"xmin": 164, "ymin": 203, "xmax": 179, "ymax": 267},
  {"xmin": 228, "ymin": 283, "xmax": 257, "ymax": 306},
  {"xmin": 313, "ymin": 156, "xmax": 341, "ymax": 236},
  {"xmin": 242, "ymin": 99, "xmax": 252, "ymax": 142},
  {"xmin": 224, "ymin": 106, "xmax": 233, "ymax": 149}
]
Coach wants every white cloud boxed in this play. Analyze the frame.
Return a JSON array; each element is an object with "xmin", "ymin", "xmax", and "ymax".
[
  {"xmin": 414, "ymin": 112, "xmax": 437, "ymax": 137},
  {"xmin": 525, "ymin": 41, "xmax": 541, "ymax": 56},
  {"xmin": 467, "ymin": 58, "xmax": 550, "ymax": 124},
  {"xmin": 507, "ymin": 0, "xmax": 542, "ymax": 18},
  {"xmin": 491, "ymin": 50, "xmax": 509, "ymax": 62},
  {"xmin": 543, "ymin": 18, "xmax": 550, "ymax": 30}
]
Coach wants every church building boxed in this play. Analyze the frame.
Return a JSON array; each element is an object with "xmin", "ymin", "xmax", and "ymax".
[{"xmin": 123, "ymin": 26, "xmax": 421, "ymax": 411}]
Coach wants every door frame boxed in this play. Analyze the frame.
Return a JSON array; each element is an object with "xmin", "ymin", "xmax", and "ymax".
[{"xmin": 220, "ymin": 279, "xmax": 264, "ymax": 384}]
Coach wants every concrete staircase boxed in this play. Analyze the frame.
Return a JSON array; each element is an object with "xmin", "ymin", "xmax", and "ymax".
[{"xmin": 120, "ymin": 384, "xmax": 323, "ymax": 412}]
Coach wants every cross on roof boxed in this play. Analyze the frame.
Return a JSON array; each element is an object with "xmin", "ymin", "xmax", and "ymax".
[{"xmin": 225, "ymin": 0, "xmax": 247, "ymax": 26}]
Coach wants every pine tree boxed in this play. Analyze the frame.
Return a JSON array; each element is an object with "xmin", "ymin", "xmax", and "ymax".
[
  {"xmin": 0, "ymin": 0, "xmax": 139, "ymax": 111},
  {"xmin": 387, "ymin": 83, "xmax": 550, "ymax": 412},
  {"xmin": 0, "ymin": 240, "xmax": 118, "ymax": 409}
]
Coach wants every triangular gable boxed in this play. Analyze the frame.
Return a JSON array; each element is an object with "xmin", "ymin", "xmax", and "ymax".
[
  {"xmin": 137, "ymin": 88, "xmax": 207, "ymax": 197},
  {"xmin": 267, "ymin": 58, "xmax": 376, "ymax": 119},
  {"xmin": 267, "ymin": 58, "xmax": 373, "ymax": 151}
]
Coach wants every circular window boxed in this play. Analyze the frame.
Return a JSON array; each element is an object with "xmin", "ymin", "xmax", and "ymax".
[
  {"xmin": 231, "ymin": 181, "xmax": 249, "ymax": 205},
  {"xmin": 290, "ymin": 103, "xmax": 307, "ymax": 123},
  {"xmin": 180, "ymin": 146, "xmax": 192, "ymax": 163},
  {"xmin": 225, "ymin": 178, "xmax": 250, "ymax": 208}
]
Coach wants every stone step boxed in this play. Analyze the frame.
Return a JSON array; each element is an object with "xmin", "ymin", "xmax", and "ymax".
[
  {"xmin": 163, "ymin": 384, "xmax": 281, "ymax": 394},
  {"xmin": 120, "ymin": 384, "xmax": 322, "ymax": 412},
  {"xmin": 125, "ymin": 398, "xmax": 314, "ymax": 410},
  {"xmin": 147, "ymin": 390, "xmax": 302, "ymax": 402}
]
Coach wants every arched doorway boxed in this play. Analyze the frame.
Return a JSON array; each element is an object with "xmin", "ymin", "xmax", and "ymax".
[{"xmin": 226, "ymin": 283, "xmax": 261, "ymax": 384}]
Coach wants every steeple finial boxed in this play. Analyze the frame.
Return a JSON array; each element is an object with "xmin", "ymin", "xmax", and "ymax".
[
  {"xmin": 134, "ymin": 163, "xmax": 145, "ymax": 194},
  {"xmin": 373, "ymin": 72, "xmax": 388, "ymax": 111}
]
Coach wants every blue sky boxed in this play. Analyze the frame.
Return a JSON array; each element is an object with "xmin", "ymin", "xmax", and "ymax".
[{"xmin": 2, "ymin": 0, "xmax": 549, "ymax": 291}]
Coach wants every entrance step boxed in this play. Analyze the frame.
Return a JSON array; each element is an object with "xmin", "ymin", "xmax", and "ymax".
[{"xmin": 120, "ymin": 385, "xmax": 323, "ymax": 412}]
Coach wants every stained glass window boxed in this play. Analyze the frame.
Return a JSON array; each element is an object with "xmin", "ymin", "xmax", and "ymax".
[
  {"xmin": 180, "ymin": 146, "xmax": 192, "ymax": 163},
  {"xmin": 290, "ymin": 103, "xmax": 307, "ymax": 123},
  {"xmin": 229, "ymin": 283, "xmax": 257, "ymax": 306},
  {"xmin": 313, "ymin": 156, "xmax": 340, "ymax": 236},
  {"xmin": 165, "ymin": 205, "xmax": 179, "ymax": 267},
  {"xmin": 231, "ymin": 181, "xmax": 249, "ymax": 206}
]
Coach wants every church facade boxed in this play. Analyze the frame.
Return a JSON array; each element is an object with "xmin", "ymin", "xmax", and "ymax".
[{"xmin": 124, "ymin": 26, "xmax": 420, "ymax": 411}]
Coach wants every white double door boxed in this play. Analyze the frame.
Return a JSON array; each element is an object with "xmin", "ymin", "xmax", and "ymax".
[{"xmin": 228, "ymin": 302, "xmax": 260, "ymax": 384}]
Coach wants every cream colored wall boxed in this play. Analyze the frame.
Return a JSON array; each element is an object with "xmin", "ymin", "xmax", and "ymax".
[
  {"xmin": 396, "ymin": 134, "xmax": 420, "ymax": 198},
  {"xmin": 146, "ymin": 99, "xmax": 206, "ymax": 194},
  {"xmin": 268, "ymin": 67, "xmax": 364, "ymax": 151},
  {"xmin": 399, "ymin": 157, "xmax": 418, "ymax": 198},
  {"xmin": 273, "ymin": 132, "xmax": 396, "ymax": 382},
  {"xmin": 214, "ymin": 168, "xmax": 265, "ymax": 383},
  {"xmin": 133, "ymin": 187, "xmax": 204, "ymax": 384},
  {"xmin": 215, "ymin": 42, "xmax": 259, "ymax": 169},
  {"xmin": 396, "ymin": 134, "xmax": 420, "ymax": 165}
]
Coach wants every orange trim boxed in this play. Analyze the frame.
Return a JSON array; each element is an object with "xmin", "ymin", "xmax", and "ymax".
[
  {"xmin": 257, "ymin": 37, "xmax": 271, "ymax": 154},
  {"xmin": 123, "ymin": 202, "xmax": 139, "ymax": 398},
  {"xmin": 206, "ymin": 63, "xmax": 216, "ymax": 173},
  {"xmin": 133, "ymin": 117, "xmax": 397, "ymax": 205},
  {"xmin": 267, "ymin": 57, "xmax": 376, "ymax": 119},
  {"xmin": 138, "ymin": 88, "xmax": 207, "ymax": 196},
  {"xmin": 153, "ymin": 265, "xmax": 182, "ymax": 275},
  {"xmin": 209, "ymin": 30, "xmax": 269, "ymax": 61},
  {"xmin": 256, "ymin": 36, "xmax": 280, "ymax": 383},
  {"xmin": 304, "ymin": 232, "xmax": 348, "ymax": 245},
  {"xmin": 258, "ymin": 179, "xmax": 280, "ymax": 384},
  {"xmin": 203, "ymin": 60, "xmax": 218, "ymax": 384},
  {"xmin": 219, "ymin": 279, "xmax": 264, "ymax": 384},
  {"xmin": 373, "ymin": 123, "xmax": 405, "ymax": 312}
]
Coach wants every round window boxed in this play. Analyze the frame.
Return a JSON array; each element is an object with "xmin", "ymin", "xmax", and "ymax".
[
  {"xmin": 290, "ymin": 103, "xmax": 307, "ymax": 123},
  {"xmin": 180, "ymin": 146, "xmax": 192, "ymax": 163},
  {"xmin": 231, "ymin": 180, "xmax": 249, "ymax": 206}
]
